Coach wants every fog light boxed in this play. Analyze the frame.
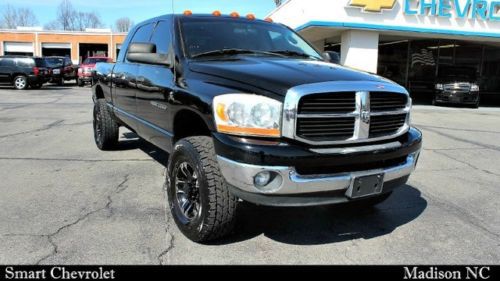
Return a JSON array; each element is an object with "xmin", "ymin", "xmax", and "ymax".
[{"xmin": 254, "ymin": 171, "xmax": 271, "ymax": 187}]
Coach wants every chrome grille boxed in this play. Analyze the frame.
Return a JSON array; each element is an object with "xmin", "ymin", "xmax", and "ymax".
[
  {"xmin": 282, "ymin": 81, "xmax": 411, "ymax": 145},
  {"xmin": 444, "ymin": 83, "xmax": 470, "ymax": 91}
]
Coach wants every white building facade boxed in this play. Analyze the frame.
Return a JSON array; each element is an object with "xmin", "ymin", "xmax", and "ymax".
[{"xmin": 269, "ymin": 0, "xmax": 500, "ymax": 96}]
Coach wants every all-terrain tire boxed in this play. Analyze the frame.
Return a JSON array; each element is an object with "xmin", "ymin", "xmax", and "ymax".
[
  {"xmin": 93, "ymin": 99, "xmax": 119, "ymax": 150},
  {"xmin": 166, "ymin": 136, "xmax": 238, "ymax": 242}
]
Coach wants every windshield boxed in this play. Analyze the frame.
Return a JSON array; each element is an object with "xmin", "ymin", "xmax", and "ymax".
[
  {"xmin": 45, "ymin": 57, "xmax": 64, "ymax": 68},
  {"xmin": 438, "ymin": 67, "xmax": 477, "ymax": 81},
  {"xmin": 83, "ymin": 57, "xmax": 109, "ymax": 64},
  {"xmin": 180, "ymin": 18, "xmax": 322, "ymax": 60}
]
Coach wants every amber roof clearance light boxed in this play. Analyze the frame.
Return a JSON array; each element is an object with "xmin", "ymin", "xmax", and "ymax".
[
  {"xmin": 212, "ymin": 10, "xmax": 222, "ymax": 17},
  {"xmin": 264, "ymin": 17, "xmax": 273, "ymax": 22},
  {"xmin": 246, "ymin": 14, "xmax": 256, "ymax": 20},
  {"xmin": 183, "ymin": 10, "xmax": 193, "ymax": 16},
  {"xmin": 229, "ymin": 11, "xmax": 240, "ymax": 18}
]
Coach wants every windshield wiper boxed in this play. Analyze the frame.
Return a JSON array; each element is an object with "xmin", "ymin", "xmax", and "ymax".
[
  {"xmin": 191, "ymin": 48, "xmax": 286, "ymax": 59},
  {"xmin": 269, "ymin": 50, "xmax": 320, "ymax": 60}
]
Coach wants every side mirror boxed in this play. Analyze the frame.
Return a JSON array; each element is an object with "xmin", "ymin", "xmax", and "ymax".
[
  {"xmin": 126, "ymin": 42, "xmax": 172, "ymax": 67},
  {"xmin": 323, "ymin": 51, "xmax": 340, "ymax": 64}
]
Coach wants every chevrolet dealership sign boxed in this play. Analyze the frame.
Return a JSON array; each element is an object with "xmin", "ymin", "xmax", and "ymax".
[
  {"xmin": 349, "ymin": 0, "xmax": 500, "ymax": 21},
  {"xmin": 349, "ymin": 0, "xmax": 397, "ymax": 12}
]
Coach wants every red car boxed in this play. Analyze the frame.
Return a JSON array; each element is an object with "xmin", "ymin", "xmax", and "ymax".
[{"xmin": 77, "ymin": 56, "xmax": 112, "ymax": 87}]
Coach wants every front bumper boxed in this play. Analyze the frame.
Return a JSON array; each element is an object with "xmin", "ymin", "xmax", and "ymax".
[{"xmin": 214, "ymin": 127, "xmax": 422, "ymax": 207}]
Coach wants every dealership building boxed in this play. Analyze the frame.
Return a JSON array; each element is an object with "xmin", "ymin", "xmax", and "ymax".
[
  {"xmin": 269, "ymin": 0, "xmax": 500, "ymax": 97},
  {"xmin": 0, "ymin": 28, "xmax": 126, "ymax": 64}
]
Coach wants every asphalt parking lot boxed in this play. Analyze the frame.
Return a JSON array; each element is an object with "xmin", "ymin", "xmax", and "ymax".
[{"xmin": 0, "ymin": 85, "xmax": 499, "ymax": 265}]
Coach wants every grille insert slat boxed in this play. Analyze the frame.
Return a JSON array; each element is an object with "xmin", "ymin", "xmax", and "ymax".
[
  {"xmin": 370, "ymin": 92, "xmax": 408, "ymax": 112},
  {"xmin": 297, "ymin": 117, "xmax": 355, "ymax": 141},
  {"xmin": 298, "ymin": 92, "xmax": 356, "ymax": 114},
  {"xmin": 369, "ymin": 114, "xmax": 406, "ymax": 137}
]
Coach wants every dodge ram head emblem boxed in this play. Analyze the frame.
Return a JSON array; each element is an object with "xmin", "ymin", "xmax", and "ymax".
[
  {"xmin": 349, "ymin": 0, "xmax": 397, "ymax": 13},
  {"xmin": 361, "ymin": 110, "xmax": 370, "ymax": 124}
]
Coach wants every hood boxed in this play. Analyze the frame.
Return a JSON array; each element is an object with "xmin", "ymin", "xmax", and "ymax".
[{"xmin": 188, "ymin": 57, "xmax": 391, "ymax": 96}]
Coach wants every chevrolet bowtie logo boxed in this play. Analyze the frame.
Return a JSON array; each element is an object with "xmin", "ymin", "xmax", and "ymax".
[{"xmin": 349, "ymin": 0, "xmax": 397, "ymax": 12}]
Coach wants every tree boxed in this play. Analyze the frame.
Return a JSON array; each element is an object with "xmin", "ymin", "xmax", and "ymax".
[
  {"xmin": 50, "ymin": 0, "xmax": 103, "ymax": 31},
  {"xmin": 274, "ymin": 0, "xmax": 283, "ymax": 6},
  {"xmin": 56, "ymin": 0, "xmax": 75, "ymax": 30},
  {"xmin": 115, "ymin": 17, "xmax": 133, "ymax": 32},
  {"xmin": 0, "ymin": 4, "xmax": 38, "ymax": 29}
]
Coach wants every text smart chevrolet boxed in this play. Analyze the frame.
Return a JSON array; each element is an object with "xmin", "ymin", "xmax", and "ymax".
[{"xmin": 93, "ymin": 13, "xmax": 422, "ymax": 242}]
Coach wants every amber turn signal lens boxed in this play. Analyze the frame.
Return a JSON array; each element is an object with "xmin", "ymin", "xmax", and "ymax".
[
  {"xmin": 183, "ymin": 10, "xmax": 193, "ymax": 16},
  {"xmin": 212, "ymin": 10, "xmax": 222, "ymax": 17},
  {"xmin": 264, "ymin": 17, "xmax": 273, "ymax": 22},
  {"xmin": 215, "ymin": 104, "xmax": 228, "ymax": 122},
  {"xmin": 230, "ymin": 11, "xmax": 240, "ymax": 18},
  {"xmin": 246, "ymin": 14, "xmax": 256, "ymax": 20},
  {"xmin": 216, "ymin": 125, "xmax": 280, "ymax": 138}
]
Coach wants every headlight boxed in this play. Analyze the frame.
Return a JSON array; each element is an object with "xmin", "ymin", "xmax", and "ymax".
[
  {"xmin": 435, "ymin": 84, "xmax": 444, "ymax": 90},
  {"xmin": 470, "ymin": 84, "xmax": 479, "ymax": 91},
  {"xmin": 213, "ymin": 94, "xmax": 282, "ymax": 137}
]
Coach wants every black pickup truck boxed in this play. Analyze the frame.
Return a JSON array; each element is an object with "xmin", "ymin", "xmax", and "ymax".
[{"xmin": 93, "ymin": 14, "xmax": 422, "ymax": 242}]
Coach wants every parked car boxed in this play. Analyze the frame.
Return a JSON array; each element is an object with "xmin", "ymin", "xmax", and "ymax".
[
  {"xmin": 434, "ymin": 66, "xmax": 480, "ymax": 108},
  {"xmin": 0, "ymin": 55, "xmax": 50, "ymax": 90},
  {"xmin": 78, "ymin": 56, "xmax": 111, "ymax": 87},
  {"xmin": 44, "ymin": 56, "xmax": 78, "ymax": 86},
  {"xmin": 93, "ymin": 14, "xmax": 422, "ymax": 242}
]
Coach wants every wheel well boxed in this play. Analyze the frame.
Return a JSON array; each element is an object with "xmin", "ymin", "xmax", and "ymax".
[
  {"xmin": 94, "ymin": 85, "xmax": 104, "ymax": 100},
  {"xmin": 173, "ymin": 110, "xmax": 211, "ymax": 142}
]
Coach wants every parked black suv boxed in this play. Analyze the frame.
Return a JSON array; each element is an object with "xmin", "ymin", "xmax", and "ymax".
[
  {"xmin": 0, "ymin": 56, "xmax": 50, "ymax": 89},
  {"xmin": 44, "ymin": 56, "xmax": 78, "ymax": 86},
  {"xmin": 93, "ymin": 14, "xmax": 422, "ymax": 242},
  {"xmin": 434, "ymin": 66, "xmax": 480, "ymax": 108}
]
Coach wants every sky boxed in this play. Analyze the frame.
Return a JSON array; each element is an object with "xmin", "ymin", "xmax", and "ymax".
[{"xmin": 0, "ymin": 0, "xmax": 278, "ymax": 29}]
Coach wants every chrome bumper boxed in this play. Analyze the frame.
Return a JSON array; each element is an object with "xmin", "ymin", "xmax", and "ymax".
[{"xmin": 217, "ymin": 152, "xmax": 419, "ymax": 195}]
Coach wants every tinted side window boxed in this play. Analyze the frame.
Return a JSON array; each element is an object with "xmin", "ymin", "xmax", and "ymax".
[
  {"xmin": 150, "ymin": 20, "xmax": 172, "ymax": 54},
  {"xmin": 0, "ymin": 58, "xmax": 15, "ymax": 67},
  {"xmin": 131, "ymin": 23, "xmax": 154, "ymax": 44},
  {"xmin": 16, "ymin": 58, "xmax": 34, "ymax": 67}
]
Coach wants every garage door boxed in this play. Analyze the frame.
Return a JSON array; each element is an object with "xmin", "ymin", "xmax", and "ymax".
[
  {"xmin": 3, "ymin": 42, "xmax": 34, "ymax": 56},
  {"xmin": 42, "ymin": 43, "xmax": 72, "ymax": 58},
  {"xmin": 42, "ymin": 43, "xmax": 71, "ymax": 49}
]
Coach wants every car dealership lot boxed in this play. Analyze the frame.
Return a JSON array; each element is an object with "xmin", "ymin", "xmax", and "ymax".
[{"xmin": 0, "ymin": 86, "xmax": 499, "ymax": 265}]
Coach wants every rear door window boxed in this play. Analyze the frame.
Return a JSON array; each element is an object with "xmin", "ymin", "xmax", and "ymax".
[
  {"xmin": 16, "ymin": 58, "xmax": 35, "ymax": 67},
  {"xmin": 0, "ymin": 58, "xmax": 15, "ymax": 67}
]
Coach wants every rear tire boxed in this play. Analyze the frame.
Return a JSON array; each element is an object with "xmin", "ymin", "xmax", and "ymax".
[
  {"xmin": 77, "ymin": 79, "xmax": 84, "ymax": 87},
  {"xmin": 57, "ymin": 79, "xmax": 64, "ymax": 86},
  {"xmin": 166, "ymin": 136, "xmax": 238, "ymax": 242},
  {"xmin": 13, "ymin": 76, "xmax": 28, "ymax": 90},
  {"xmin": 93, "ymin": 99, "xmax": 119, "ymax": 150}
]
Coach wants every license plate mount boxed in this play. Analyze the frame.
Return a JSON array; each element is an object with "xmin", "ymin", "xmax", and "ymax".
[{"xmin": 345, "ymin": 173, "xmax": 384, "ymax": 199}]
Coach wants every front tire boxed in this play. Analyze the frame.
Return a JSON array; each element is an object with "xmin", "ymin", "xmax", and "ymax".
[
  {"xmin": 166, "ymin": 136, "xmax": 238, "ymax": 242},
  {"xmin": 13, "ymin": 76, "xmax": 28, "ymax": 90},
  {"xmin": 93, "ymin": 99, "xmax": 119, "ymax": 150}
]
